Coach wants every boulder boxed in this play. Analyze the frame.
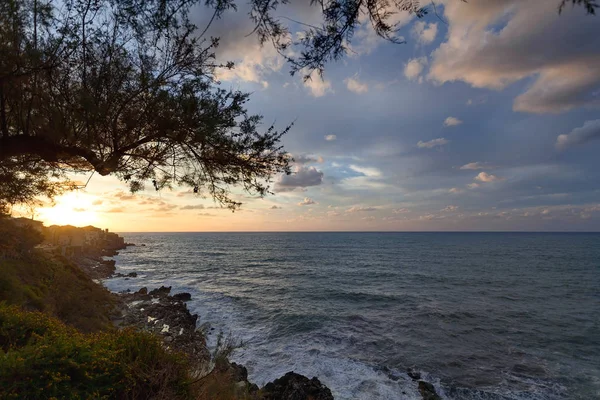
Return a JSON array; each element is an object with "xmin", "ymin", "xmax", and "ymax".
[
  {"xmin": 171, "ymin": 292, "xmax": 192, "ymax": 301},
  {"xmin": 261, "ymin": 372, "xmax": 333, "ymax": 400},
  {"xmin": 136, "ymin": 287, "xmax": 148, "ymax": 295},
  {"xmin": 418, "ymin": 380, "xmax": 442, "ymax": 400},
  {"xmin": 149, "ymin": 286, "xmax": 171, "ymax": 296}
]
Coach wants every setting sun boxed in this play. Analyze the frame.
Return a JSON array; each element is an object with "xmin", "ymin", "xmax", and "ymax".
[{"xmin": 36, "ymin": 192, "xmax": 101, "ymax": 227}]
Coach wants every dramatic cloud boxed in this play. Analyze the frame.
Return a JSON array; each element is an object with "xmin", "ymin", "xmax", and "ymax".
[
  {"xmin": 349, "ymin": 165, "xmax": 382, "ymax": 177},
  {"xmin": 417, "ymin": 138, "xmax": 449, "ymax": 148},
  {"xmin": 460, "ymin": 162, "xmax": 494, "ymax": 170},
  {"xmin": 345, "ymin": 76, "xmax": 369, "ymax": 93},
  {"xmin": 404, "ymin": 57, "xmax": 428, "ymax": 82},
  {"xmin": 298, "ymin": 197, "xmax": 317, "ymax": 206},
  {"xmin": 556, "ymin": 120, "xmax": 600, "ymax": 150},
  {"xmin": 429, "ymin": 0, "xmax": 600, "ymax": 113},
  {"xmin": 444, "ymin": 117, "xmax": 463, "ymax": 127},
  {"xmin": 412, "ymin": 21, "xmax": 438, "ymax": 44},
  {"xmin": 474, "ymin": 172, "xmax": 504, "ymax": 183},
  {"xmin": 275, "ymin": 166, "xmax": 324, "ymax": 192},
  {"xmin": 325, "ymin": 134, "xmax": 337, "ymax": 141}
]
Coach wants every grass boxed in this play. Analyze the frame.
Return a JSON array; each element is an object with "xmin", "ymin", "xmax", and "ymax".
[{"xmin": 0, "ymin": 251, "xmax": 116, "ymax": 332}]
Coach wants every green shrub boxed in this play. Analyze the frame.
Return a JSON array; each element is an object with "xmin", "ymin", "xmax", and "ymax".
[
  {"xmin": 0, "ymin": 304, "xmax": 194, "ymax": 399},
  {"xmin": 0, "ymin": 252, "xmax": 116, "ymax": 332}
]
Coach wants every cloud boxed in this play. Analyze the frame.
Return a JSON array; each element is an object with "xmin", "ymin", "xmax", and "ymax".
[
  {"xmin": 92, "ymin": 200, "xmax": 103, "ymax": 206},
  {"xmin": 556, "ymin": 120, "xmax": 600, "ymax": 150},
  {"xmin": 412, "ymin": 21, "xmax": 438, "ymax": 44},
  {"xmin": 417, "ymin": 138, "xmax": 449, "ymax": 148},
  {"xmin": 275, "ymin": 166, "xmax": 324, "ymax": 192},
  {"xmin": 448, "ymin": 187, "xmax": 464, "ymax": 194},
  {"xmin": 303, "ymin": 69, "xmax": 333, "ymax": 97},
  {"xmin": 346, "ymin": 206, "xmax": 377, "ymax": 213},
  {"xmin": 292, "ymin": 154, "xmax": 324, "ymax": 164},
  {"xmin": 106, "ymin": 207, "xmax": 125, "ymax": 213},
  {"xmin": 298, "ymin": 197, "xmax": 317, "ymax": 206},
  {"xmin": 428, "ymin": 0, "xmax": 600, "ymax": 113},
  {"xmin": 393, "ymin": 208, "xmax": 409, "ymax": 214},
  {"xmin": 474, "ymin": 172, "xmax": 504, "ymax": 183},
  {"xmin": 344, "ymin": 76, "xmax": 369, "ymax": 93},
  {"xmin": 349, "ymin": 164, "xmax": 382, "ymax": 177},
  {"xmin": 441, "ymin": 205, "xmax": 459, "ymax": 212},
  {"xmin": 443, "ymin": 117, "xmax": 463, "ymax": 127},
  {"xmin": 460, "ymin": 162, "xmax": 494, "ymax": 170},
  {"xmin": 180, "ymin": 204, "xmax": 205, "ymax": 210},
  {"xmin": 404, "ymin": 57, "xmax": 428, "ymax": 82},
  {"xmin": 73, "ymin": 207, "xmax": 86, "ymax": 212},
  {"xmin": 325, "ymin": 134, "xmax": 337, "ymax": 141},
  {"xmin": 113, "ymin": 191, "xmax": 136, "ymax": 201},
  {"xmin": 270, "ymin": 205, "xmax": 282, "ymax": 209}
]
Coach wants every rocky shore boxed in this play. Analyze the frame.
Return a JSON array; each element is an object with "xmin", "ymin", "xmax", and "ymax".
[
  {"xmin": 74, "ymin": 234, "xmax": 442, "ymax": 400},
  {"xmin": 69, "ymin": 238, "xmax": 334, "ymax": 399}
]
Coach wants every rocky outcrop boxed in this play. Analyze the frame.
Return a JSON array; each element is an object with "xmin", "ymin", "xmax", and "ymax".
[
  {"xmin": 115, "ymin": 286, "xmax": 209, "ymax": 366},
  {"xmin": 172, "ymin": 292, "xmax": 192, "ymax": 301},
  {"xmin": 418, "ymin": 380, "xmax": 442, "ymax": 400},
  {"xmin": 261, "ymin": 372, "xmax": 334, "ymax": 400}
]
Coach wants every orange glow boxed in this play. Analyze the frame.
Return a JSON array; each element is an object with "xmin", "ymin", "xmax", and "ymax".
[{"xmin": 36, "ymin": 192, "xmax": 101, "ymax": 227}]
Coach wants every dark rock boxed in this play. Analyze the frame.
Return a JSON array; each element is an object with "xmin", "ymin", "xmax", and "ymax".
[
  {"xmin": 136, "ymin": 287, "xmax": 148, "ymax": 295},
  {"xmin": 149, "ymin": 286, "xmax": 171, "ymax": 296},
  {"xmin": 171, "ymin": 292, "xmax": 192, "ymax": 301},
  {"xmin": 407, "ymin": 368, "xmax": 421, "ymax": 381},
  {"xmin": 114, "ymin": 271, "xmax": 138, "ymax": 278},
  {"xmin": 418, "ymin": 380, "xmax": 442, "ymax": 400},
  {"xmin": 261, "ymin": 372, "xmax": 334, "ymax": 400},
  {"xmin": 229, "ymin": 362, "xmax": 248, "ymax": 382}
]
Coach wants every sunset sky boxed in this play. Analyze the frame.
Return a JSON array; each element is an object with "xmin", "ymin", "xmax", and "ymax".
[{"xmin": 24, "ymin": 0, "xmax": 600, "ymax": 231}]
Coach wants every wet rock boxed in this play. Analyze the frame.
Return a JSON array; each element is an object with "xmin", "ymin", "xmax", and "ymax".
[
  {"xmin": 116, "ymin": 286, "xmax": 207, "ymax": 365},
  {"xmin": 418, "ymin": 380, "xmax": 442, "ymax": 400},
  {"xmin": 114, "ymin": 272, "xmax": 138, "ymax": 278},
  {"xmin": 171, "ymin": 292, "xmax": 192, "ymax": 301},
  {"xmin": 261, "ymin": 371, "xmax": 334, "ymax": 400},
  {"xmin": 149, "ymin": 286, "xmax": 171, "ymax": 297},
  {"xmin": 407, "ymin": 368, "xmax": 421, "ymax": 381},
  {"xmin": 136, "ymin": 287, "xmax": 148, "ymax": 295}
]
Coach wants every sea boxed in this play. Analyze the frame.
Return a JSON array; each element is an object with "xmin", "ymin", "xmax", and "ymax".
[{"xmin": 103, "ymin": 232, "xmax": 600, "ymax": 400}]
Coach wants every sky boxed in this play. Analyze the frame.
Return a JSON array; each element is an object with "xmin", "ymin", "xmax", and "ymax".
[{"xmin": 25, "ymin": 0, "xmax": 600, "ymax": 231}]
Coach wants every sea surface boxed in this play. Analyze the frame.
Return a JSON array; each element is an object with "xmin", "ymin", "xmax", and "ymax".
[{"xmin": 104, "ymin": 232, "xmax": 600, "ymax": 400}]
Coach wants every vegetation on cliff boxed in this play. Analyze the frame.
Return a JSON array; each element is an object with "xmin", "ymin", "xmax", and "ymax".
[{"xmin": 0, "ymin": 304, "xmax": 194, "ymax": 399}]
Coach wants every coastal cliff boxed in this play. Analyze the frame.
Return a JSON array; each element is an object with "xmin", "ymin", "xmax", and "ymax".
[{"xmin": 0, "ymin": 220, "xmax": 335, "ymax": 400}]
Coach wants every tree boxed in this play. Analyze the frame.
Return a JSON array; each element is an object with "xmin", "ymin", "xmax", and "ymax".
[
  {"xmin": 0, "ymin": 0, "xmax": 291, "ymax": 211},
  {"xmin": 0, "ymin": 0, "xmax": 595, "ymax": 211}
]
